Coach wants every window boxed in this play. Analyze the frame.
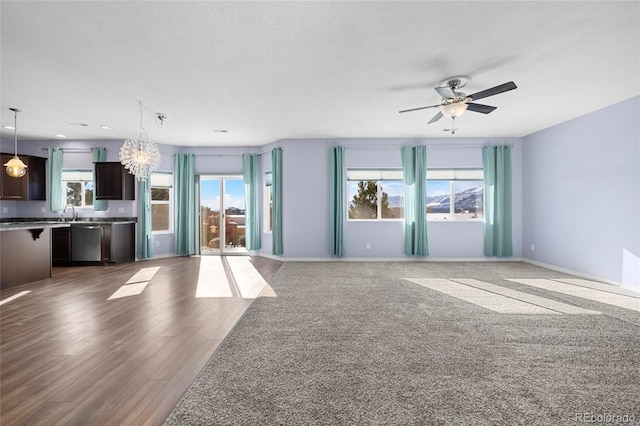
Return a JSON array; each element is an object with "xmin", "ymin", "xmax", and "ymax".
[
  {"xmin": 264, "ymin": 172, "xmax": 273, "ymax": 232},
  {"xmin": 62, "ymin": 170, "xmax": 94, "ymax": 208},
  {"xmin": 347, "ymin": 169, "xmax": 404, "ymax": 220},
  {"xmin": 151, "ymin": 172, "xmax": 173, "ymax": 233},
  {"xmin": 427, "ymin": 169, "xmax": 484, "ymax": 221}
]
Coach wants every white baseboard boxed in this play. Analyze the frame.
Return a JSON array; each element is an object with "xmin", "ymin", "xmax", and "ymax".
[{"xmin": 257, "ymin": 256, "xmax": 524, "ymax": 262}]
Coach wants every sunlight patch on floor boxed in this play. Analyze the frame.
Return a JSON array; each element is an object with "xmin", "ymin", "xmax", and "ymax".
[
  {"xmin": 508, "ymin": 279, "xmax": 640, "ymax": 312},
  {"xmin": 196, "ymin": 256, "xmax": 233, "ymax": 298},
  {"xmin": 0, "ymin": 290, "xmax": 31, "ymax": 306},
  {"xmin": 108, "ymin": 282, "xmax": 148, "ymax": 300},
  {"xmin": 405, "ymin": 278, "xmax": 560, "ymax": 314},
  {"xmin": 107, "ymin": 266, "xmax": 161, "ymax": 300},
  {"xmin": 195, "ymin": 256, "xmax": 276, "ymax": 299},
  {"xmin": 226, "ymin": 256, "xmax": 270, "ymax": 299},
  {"xmin": 452, "ymin": 278, "xmax": 600, "ymax": 315},
  {"xmin": 126, "ymin": 266, "xmax": 161, "ymax": 284},
  {"xmin": 554, "ymin": 278, "xmax": 640, "ymax": 298}
]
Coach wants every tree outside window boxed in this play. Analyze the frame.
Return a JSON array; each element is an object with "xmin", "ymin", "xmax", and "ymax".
[
  {"xmin": 151, "ymin": 172, "xmax": 173, "ymax": 232},
  {"xmin": 62, "ymin": 170, "xmax": 94, "ymax": 207},
  {"xmin": 347, "ymin": 169, "xmax": 404, "ymax": 220}
]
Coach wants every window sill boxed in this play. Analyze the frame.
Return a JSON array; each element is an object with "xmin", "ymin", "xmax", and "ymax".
[
  {"xmin": 427, "ymin": 219, "xmax": 484, "ymax": 223},
  {"xmin": 347, "ymin": 219, "xmax": 404, "ymax": 223}
]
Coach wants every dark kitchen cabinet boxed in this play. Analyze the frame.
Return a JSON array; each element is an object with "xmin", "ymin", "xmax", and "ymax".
[
  {"xmin": 95, "ymin": 162, "xmax": 135, "ymax": 200},
  {"xmin": 52, "ymin": 227, "xmax": 71, "ymax": 266},
  {"xmin": 101, "ymin": 222, "xmax": 135, "ymax": 264},
  {"xmin": 0, "ymin": 153, "xmax": 46, "ymax": 200},
  {"xmin": 0, "ymin": 153, "xmax": 26, "ymax": 199},
  {"xmin": 26, "ymin": 155, "xmax": 46, "ymax": 200}
]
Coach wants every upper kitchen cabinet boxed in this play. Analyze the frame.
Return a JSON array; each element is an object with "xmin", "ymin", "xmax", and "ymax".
[
  {"xmin": 95, "ymin": 162, "xmax": 135, "ymax": 200},
  {"xmin": 0, "ymin": 153, "xmax": 47, "ymax": 200}
]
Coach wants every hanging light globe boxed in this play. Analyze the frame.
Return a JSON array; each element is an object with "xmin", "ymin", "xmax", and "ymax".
[{"xmin": 4, "ymin": 108, "xmax": 28, "ymax": 178}]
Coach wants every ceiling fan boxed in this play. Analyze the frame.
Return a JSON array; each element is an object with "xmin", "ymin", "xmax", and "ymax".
[{"xmin": 399, "ymin": 76, "xmax": 517, "ymax": 134}]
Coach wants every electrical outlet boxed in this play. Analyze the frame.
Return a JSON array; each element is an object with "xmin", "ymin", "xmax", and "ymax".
[
  {"xmin": 366, "ymin": 243, "xmax": 371, "ymax": 250},
  {"xmin": 530, "ymin": 244, "xmax": 535, "ymax": 252},
  {"xmin": 2, "ymin": 207, "xmax": 8, "ymax": 213},
  {"xmin": 41, "ymin": 207, "xmax": 46, "ymax": 213},
  {"xmin": 155, "ymin": 240, "xmax": 160, "ymax": 247},
  {"xmin": 118, "ymin": 207, "xmax": 125, "ymax": 213}
]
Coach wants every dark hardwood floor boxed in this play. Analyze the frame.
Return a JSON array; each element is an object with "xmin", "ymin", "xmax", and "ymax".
[{"xmin": 0, "ymin": 255, "xmax": 283, "ymax": 425}]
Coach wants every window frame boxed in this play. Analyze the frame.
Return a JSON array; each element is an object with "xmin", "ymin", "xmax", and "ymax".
[
  {"xmin": 426, "ymin": 168, "xmax": 484, "ymax": 222},
  {"xmin": 346, "ymin": 169, "xmax": 404, "ymax": 222},
  {"xmin": 150, "ymin": 172, "xmax": 174, "ymax": 234},
  {"xmin": 62, "ymin": 169, "xmax": 94, "ymax": 209}
]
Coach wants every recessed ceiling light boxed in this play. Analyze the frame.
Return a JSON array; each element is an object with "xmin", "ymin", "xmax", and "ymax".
[
  {"xmin": 55, "ymin": 134, "xmax": 67, "ymax": 138},
  {"xmin": 69, "ymin": 122, "xmax": 89, "ymax": 127},
  {"xmin": 3, "ymin": 125, "xmax": 15, "ymax": 130},
  {"xmin": 99, "ymin": 125, "xmax": 112, "ymax": 130}
]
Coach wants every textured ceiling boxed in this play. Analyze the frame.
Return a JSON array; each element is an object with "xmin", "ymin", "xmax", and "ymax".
[{"xmin": 1, "ymin": 1, "xmax": 638, "ymax": 147}]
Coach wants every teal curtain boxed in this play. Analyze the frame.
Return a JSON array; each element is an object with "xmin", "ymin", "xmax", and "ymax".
[
  {"xmin": 242, "ymin": 153, "xmax": 261, "ymax": 250},
  {"xmin": 137, "ymin": 178, "xmax": 153, "ymax": 259},
  {"xmin": 47, "ymin": 147, "xmax": 64, "ymax": 212},
  {"xmin": 402, "ymin": 145, "xmax": 428, "ymax": 256},
  {"xmin": 271, "ymin": 147, "xmax": 283, "ymax": 255},
  {"xmin": 175, "ymin": 153, "xmax": 196, "ymax": 256},
  {"xmin": 91, "ymin": 147, "xmax": 108, "ymax": 211},
  {"xmin": 483, "ymin": 145, "xmax": 513, "ymax": 257},
  {"xmin": 329, "ymin": 146, "xmax": 345, "ymax": 256}
]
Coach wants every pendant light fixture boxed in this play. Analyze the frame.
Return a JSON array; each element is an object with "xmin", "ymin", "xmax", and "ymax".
[
  {"xmin": 119, "ymin": 101, "xmax": 161, "ymax": 180},
  {"xmin": 4, "ymin": 108, "xmax": 28, "ymax": 178}
]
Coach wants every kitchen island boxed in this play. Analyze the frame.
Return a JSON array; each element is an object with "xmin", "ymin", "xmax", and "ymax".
[
  {"xmin": 0, "ymin": 218, "xmax": 136, "ymax": 290},
  {"xmin": 0, "ymin": 221, "xmax": 70, "ymax": 290}
]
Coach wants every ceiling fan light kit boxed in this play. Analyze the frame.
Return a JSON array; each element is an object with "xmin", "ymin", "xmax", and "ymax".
[
  {"xmin": 440, "ymin": 101, "xmax": 469, "ymax": 119},
  {"xmin": 399, "ymin": 75, "xmax": 517, "ymax": 133}
]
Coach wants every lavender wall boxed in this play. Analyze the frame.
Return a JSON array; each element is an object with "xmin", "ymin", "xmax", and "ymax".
[
  {"xmin": 522, "ymin": 96, "xmax": 640, "ymax": 287},
  {"xmin": 0, "ymin": 139, "xmax": 141, "ymax": 221},
  {"xmin": 0, "ymin": 138, "xmax": 262, "ymax": 258},
  {"xmin": 260, "ymin": 137, "xmax": 523, "ymax": 260},
  {"xmin": 1, "ymin": 133, "xmax": 528, "ymax": 263}
]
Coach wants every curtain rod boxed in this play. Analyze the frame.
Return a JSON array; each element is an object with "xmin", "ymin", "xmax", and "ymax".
[
  {"xmin": 343, "ymin": 144, "xmax": 514, "ymax": 150},
  {"xmin": 38, "ymin": 148, "xmax": 271, "ymax": 156},
  {"xmin": 40, "ymin": 147, "xmax": 93, "ymax": 153},
  {"xmin": 193, "ymin": 151, "xmax": 269, "ymax": 157}
]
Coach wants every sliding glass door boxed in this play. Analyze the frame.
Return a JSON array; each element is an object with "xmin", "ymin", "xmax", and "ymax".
[{"xmin": 200, "ymin": 176, "xmax": 247, "ymax": 255}]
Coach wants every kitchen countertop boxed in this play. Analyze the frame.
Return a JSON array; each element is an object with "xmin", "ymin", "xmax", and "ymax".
[
  {"xmin": 0, "ymin": 218, "xmax": 136, "ymax": 232},
  {"xmin": 0, "ymin": 222, "xmax": 71, "ymax": 232}
]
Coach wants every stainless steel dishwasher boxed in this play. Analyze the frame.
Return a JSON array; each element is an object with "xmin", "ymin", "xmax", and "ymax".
[{"xmin": 71, "ymin": 224, "xmax": 102, "ymax": 261}]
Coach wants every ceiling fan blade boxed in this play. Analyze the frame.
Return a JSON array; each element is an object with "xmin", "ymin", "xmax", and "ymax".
[
  {"xmin": 466, "ymin": 103, "xmax": 497, "ymax": 114},
  {"xmin": 435, "ymin": 86, "xmax": 455, "ymax": 99},
  {"xmin": 399, "ymin": 104, "xmax": 441, "ymax": 114},
  {"xmin": 428, "ymin": 111, "xmax": 444, "ymax": 124},
  {"xmin": 468, "ymin": 81, "xmax": 517, "ymax": 101}
]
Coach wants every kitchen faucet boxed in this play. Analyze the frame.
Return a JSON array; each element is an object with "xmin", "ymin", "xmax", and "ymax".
[{"xmin": 63, "ymin": 204, "xmax": 77, "ymax": 221}]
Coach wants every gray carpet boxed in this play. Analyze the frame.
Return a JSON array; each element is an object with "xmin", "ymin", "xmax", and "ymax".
[{"xmin": 164, "ymin": 261, "xmax": 640, "ymax": 425}]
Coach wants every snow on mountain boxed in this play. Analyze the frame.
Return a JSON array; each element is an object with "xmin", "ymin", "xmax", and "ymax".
[{"xmin": 382, "ymin": 186, "xmax": 482, "ymax": 211}]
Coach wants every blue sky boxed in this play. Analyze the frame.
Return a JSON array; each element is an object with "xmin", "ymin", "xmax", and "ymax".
[{"xmin": 201, "ymin": 177, "xmax": 245, "ymax": 210}]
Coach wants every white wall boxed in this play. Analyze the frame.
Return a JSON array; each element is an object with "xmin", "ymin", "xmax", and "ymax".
[{"xmin": 523, "ymin": 96, "xmax": 640, "ymax": 287}]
